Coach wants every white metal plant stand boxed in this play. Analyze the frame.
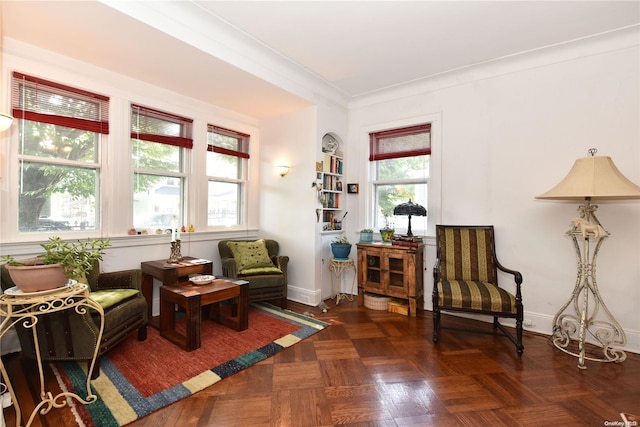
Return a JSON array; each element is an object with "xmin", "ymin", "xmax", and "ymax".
[
  {"xmin": 0, "ymin": 282, "xmax": 104, "ymax": 426},
  {"xmin": 329, "ymin": 258, "xmax": 357, "ymax": 305}
]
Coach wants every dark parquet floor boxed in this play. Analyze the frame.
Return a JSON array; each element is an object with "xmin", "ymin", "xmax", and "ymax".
[{"xmin": 3, "ymin": 298, "xmax": 639, "ymax": 426}]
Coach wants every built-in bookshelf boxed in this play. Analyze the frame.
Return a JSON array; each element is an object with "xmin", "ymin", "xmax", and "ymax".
[{"xmin": 318, "ymin": 133, "xmax": 344, "ymax": 232}]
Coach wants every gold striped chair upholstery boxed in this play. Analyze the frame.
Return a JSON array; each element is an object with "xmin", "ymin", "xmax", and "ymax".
[{"xmin": 432, "ymin": 225, "xmax": 524, "ymax": 354}]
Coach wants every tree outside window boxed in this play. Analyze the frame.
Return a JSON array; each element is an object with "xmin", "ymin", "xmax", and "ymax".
[
  {"xmin": 370, "ymin": 124, "xmax": 430, "ymax": 234},
  {"xmin": 131, "ymin": 105, "xmax": 192, "ymax": 231},
  {"xmin": 12, "ymin": 72, "xmax": 107, "ymax": 232}
]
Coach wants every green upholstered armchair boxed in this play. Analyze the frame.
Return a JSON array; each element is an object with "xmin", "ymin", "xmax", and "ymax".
[
  {"xmin": 218, "ymin": 239, "xmax": 289, "ymax": 309},
  {"xmin": 1, "ymin": 260, "xmax": 147, "ymax": 378},
  {"xmin": 432, "ymin": 225, "xmax": 524, "ymax": 355}
]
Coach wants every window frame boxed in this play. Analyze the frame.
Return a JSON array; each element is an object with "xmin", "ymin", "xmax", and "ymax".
[
  {"xmin": 205, "ymin": 124, "xmax": 250, "ymax": 227},
  {"xmin": 11, "ymin": 72, "xmax": 109, "ymax": 235},
  {"xmin": 131, "ymin": 104, "xmax": 193, "ymax": 230},
  {"xmin": 365, "ymin": 117, "xmax": 440, "ymax": 237},
  {"xmin": 369, "ymin": 123, "xmax": 431, "ymax": 234}
]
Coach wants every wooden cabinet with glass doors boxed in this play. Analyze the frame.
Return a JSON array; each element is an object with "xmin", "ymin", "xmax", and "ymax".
[{"xmin": 356, "ymin": 243, "xmax": 424, "ymax": 317}]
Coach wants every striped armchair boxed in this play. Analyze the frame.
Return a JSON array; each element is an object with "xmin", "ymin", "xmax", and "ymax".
[{"xmin": 432, "ymin": 225, "xmax": 524, "ymax": 355}]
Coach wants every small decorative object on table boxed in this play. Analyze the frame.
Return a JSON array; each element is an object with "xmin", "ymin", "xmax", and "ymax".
[
  {"xmin": 189, "ymin": 275, "xmax": 215, "ymax": 285},
  {"xmin": 168, "ymin": 228, "xmax": 183, "ymax": 264},
  {"xmin": 380, "ymin": 215, "xmax": 395, "ymax": 242},
  {"xmin": 359, "ymin": 229, "xmax": 373, "ymax": 243}
]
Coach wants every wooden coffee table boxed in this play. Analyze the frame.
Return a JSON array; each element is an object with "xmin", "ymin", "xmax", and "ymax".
[
  {"xmin": 141, "ymin": 257, "xmax": 213, "ymax": 325},
  {"xmin": 159, "ymin": 277, "xmax": 249, "ymax": 351}
]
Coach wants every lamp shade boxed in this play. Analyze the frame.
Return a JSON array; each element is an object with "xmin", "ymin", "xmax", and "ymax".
[
  {"xmin": 393, "ymin": 199, "xmax": 426, "ymax": 237},
  {"xmin": 0, "ymin": 113, "xmax": 13, "ymax": 132},
  {"xmin": 393, "ymin": 199, "xmax": 427, "ymax": 216},
  {"xmin": 536, "ymin": 155, "xmax": 640, "ymax": 201}
]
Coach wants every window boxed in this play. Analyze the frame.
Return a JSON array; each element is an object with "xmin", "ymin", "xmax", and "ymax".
[
  {"xmin": 206, "ymin": 125, "xmax": 249, "ymax": 226},
  {"xmin": 12, "ymin": 72, "xmax": 109, "ymax": 232},
  {"xmin": 369, "ymin": 124, "xmax": 430, "ymax": 233},
  {"xmin": 131, "ymin": 105, "xmax": 192, "ymax": 231}
]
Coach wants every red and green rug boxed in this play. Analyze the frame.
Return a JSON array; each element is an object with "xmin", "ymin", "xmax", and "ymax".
[{"xmin": 52, "ymin": 302, "xmax": 328, "ymax": 426}]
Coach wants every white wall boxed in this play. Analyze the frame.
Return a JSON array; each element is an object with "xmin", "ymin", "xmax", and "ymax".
[
  {"xmin": 259, "ymin": 97, "xmax": 349, "ymax": 305},
  {"xmin": 259, "ymin": 107, "xmax": 319, "ymax": 305},
  {"xmin": 347, "ymin": 28, "xmax": 640, "ymax": 352}
]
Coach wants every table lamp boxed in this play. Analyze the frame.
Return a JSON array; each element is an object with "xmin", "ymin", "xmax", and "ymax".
[
  {"xmin": 393, "ymin": 199, "xmax": 426, "ymax": 237},
  {"xmin": 536, "ymin": 148, "xmax": 640, "ymax": 368}
]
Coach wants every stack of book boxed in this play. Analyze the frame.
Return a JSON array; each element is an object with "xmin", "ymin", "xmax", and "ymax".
[{"xmin": 391, "ymin": 236, "xmax": 423, "ymax": 248}]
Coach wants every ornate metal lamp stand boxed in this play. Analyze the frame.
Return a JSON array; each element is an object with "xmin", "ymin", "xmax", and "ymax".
[{"xmin": 551, "ymin": 200, "xmax": 626, "ymax": 369}]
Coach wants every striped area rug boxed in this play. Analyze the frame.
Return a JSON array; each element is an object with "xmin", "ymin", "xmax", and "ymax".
[{"xmin": 52, "ymin": 302, "xmax": 328, "ymax": 427}]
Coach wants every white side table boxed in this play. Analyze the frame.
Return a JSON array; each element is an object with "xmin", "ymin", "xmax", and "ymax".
[
  {"xmin": 329, "ymin": 258, "xmax": 357, "ymax": 305},
  {"xmin": 0, "ymin": 282, "xmax": 104, "ymax": 427}
]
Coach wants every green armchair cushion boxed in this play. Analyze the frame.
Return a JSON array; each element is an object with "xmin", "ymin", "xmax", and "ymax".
[
  {"xmin": 90, "ymin": 289, "xmax": 141, "ymax": 310},
  {"xmin": 226, "ymin": 239, "xmax": 278, "ymax": 274},
  {"xmin": 239, "ymin": 266, "xmax": 283, "ymax": 276}
]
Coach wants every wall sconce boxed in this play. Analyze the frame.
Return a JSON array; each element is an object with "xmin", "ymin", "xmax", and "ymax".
[
  {"xmin": 0, "ymin": 113, "xmax": 13, "ymax": 132},
  {"xmin": 276, "ymin": 165, "xmax": 290, "ymax": 177}
]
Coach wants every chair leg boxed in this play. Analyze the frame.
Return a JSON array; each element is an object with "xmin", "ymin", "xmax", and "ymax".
[
  {"xmin": 90, "ymin": 356, "xmax": 101, "ymax": 380},
  {"xmin": 138, "ymin": 324, "xmax": 147, "ymax": 341},
  {"xmin": 432, "ymin": 307, "xmax": 440, "ymax": 343},
  {"xmin": 280, "ymin": 297, "xmax": 287, "ymax": 310},
  {"xmin": 432, "ymin": 290, "xmax": 440, "ymax": 342},
  {"xmin": 516, "ymin": 317, "xmax": 524, "ymax": 356}
]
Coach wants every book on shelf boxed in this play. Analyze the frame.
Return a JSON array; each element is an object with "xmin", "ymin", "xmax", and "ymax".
[
  {"xmin": 322, "ymin": 193, "xmax": 340, "ymax": 209},
  {"xmin": 322, "ymin": 153, "xmax": 343, "ymax": 174}
]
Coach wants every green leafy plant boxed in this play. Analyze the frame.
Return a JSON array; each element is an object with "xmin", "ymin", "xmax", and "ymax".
[
  {"xmin": 360, "ymin": 228, "xmax": 373, "ymax": 233},
  {"xmin": 2, "ymin": 237, "xmax": 111, "ymax": 283},
  {"xmin": 380, "ymin": 215, "xmax": 394, "ymax": 231},
  {"xmin": 332, "ymin": 235, "xmax": 351, "ymax": 245}
]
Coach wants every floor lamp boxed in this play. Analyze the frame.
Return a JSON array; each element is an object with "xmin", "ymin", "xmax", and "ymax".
[{"xmin": 536, "ymin": 148, "xmax": 640, "ymax": 369}]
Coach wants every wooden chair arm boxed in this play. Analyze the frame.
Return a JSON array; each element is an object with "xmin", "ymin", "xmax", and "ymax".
[
  {"xmin": 495, "ymin": 260, "xmax": 523, "ymax": 285},
  {"xmin": 221, "ymin": 257, "xmax": 238, "ymax": 278},
  {"xmin": 432, "ymin": 257, "xmax": 441, "ymax": 282}
]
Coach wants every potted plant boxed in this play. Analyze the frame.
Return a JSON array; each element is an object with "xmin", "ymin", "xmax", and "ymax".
[
  {"xmin": 2, "ymin": 237, "xmax": 111, "ymax": 292},
  {"xmin": 330, "ymin": 235, "xmax": 352, "ymax": 260},
  {"xmin": 380, "ymin": 216, "xmax": 395, "ymax": 242},
  {"xmin": 359, "ymin": 228, "xmax": 374, "ymax": 243}
]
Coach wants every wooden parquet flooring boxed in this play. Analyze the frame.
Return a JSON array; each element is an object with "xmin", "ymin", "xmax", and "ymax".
[{"xmin": 3, "ymin": 298, "xmax": 639, "ymax": 426}]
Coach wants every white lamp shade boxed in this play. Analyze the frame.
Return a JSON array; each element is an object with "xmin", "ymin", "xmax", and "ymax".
[
  {"xmin": 536, "ymin": 155, "xmax": 640, "ymax": 201},
  {"xmin": 0, "ymin": 113, "xmax": 13, "ymax": 132}
]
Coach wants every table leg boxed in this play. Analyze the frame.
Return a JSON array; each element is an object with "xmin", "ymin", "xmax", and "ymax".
[
  {"xmin": 185, "ymin": 294, "xmax": 202, "ymax": 351},
  {"xmin": 237, "ymin": 283, "xmax": 249, "ymax": 331},
  {"xmin": 159, "ymin": 287, "xmax": 176, "ymax": 336},
  {"xmin": 141, "ymin": 272, "xmax": 154, "ymax": 321}
]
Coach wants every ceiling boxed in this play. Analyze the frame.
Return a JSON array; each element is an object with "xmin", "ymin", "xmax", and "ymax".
[{"xmin": 2, "ymin": 1, "xmax": 639, "ymax": 119}]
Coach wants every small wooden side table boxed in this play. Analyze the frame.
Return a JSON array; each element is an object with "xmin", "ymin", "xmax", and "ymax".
[
  {"xmin": 140, "ymin": 257, "xmax": 213, "ymax": 325},
  {"xmin": 329, "ymin": 258, "xmax": 357, "ymax": 305},
  {"xmin": 0, "ymin": 282, "xmax": 104, "ymax": 427},
  {"xmin": 159, "ymin": 278, "xmax": 249, "ymax": 351}
]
